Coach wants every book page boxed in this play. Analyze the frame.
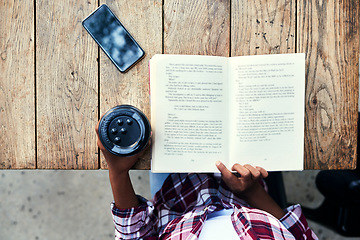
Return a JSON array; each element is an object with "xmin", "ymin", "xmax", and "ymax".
[
  {"xmin": 228, "ymin": 53, "xmax": 305, "ymax": 171},
  {"xmin": 150, "ymin": 55, "xmax": 229, "ymax": 172}
]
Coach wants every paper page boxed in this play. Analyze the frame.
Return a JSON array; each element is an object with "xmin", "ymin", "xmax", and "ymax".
[
  {"xmin": 228, "ymin": 53, "xmax": 305, "ymax": 171},
  {"xmin": 150, "ymin": 54, "xmax": 229, "ymax": 172}
]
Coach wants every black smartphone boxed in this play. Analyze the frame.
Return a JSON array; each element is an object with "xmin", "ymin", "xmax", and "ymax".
[{"xmin": 82, "ymin": 4, "xmax": 145, "ymax": 73}]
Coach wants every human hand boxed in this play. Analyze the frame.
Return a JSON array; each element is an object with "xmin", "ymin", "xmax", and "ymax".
[
  {"xmin": 95, "ymin": 119, "xmax": 148, "ymax": 174},
  {"xmin": 216, "ymin": 161, "xmax": 268, "ymax": 200},
  {"xmin": 216, "ymin": 161, "xmax": 286, "ymax": 219}
]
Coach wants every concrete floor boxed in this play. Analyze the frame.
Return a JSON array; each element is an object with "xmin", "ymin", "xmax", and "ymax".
[{"xmin": 0, "ymin": 169, "xmax": 358, "ymax": 240}]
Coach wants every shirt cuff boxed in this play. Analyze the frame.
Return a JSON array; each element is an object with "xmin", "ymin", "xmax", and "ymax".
[
  {"xmin": 111, "ymin": 195, "xmax": 156, "ymax": 239},
  {"xmin": 111, "ymin": 195, "xmax": 149, "ymax": 214},
  {"xmin": 280, "ymin": 204, "xmax": 318, "ymax": 239}
]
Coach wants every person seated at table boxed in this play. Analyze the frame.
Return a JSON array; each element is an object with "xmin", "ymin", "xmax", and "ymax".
[{"xmin": 96, "ymin": 124, "xmax": 318, "ymax": 240}]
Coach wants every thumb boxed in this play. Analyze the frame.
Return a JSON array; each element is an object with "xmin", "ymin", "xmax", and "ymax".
[{"xmin": 216, "ymin": 161, "xmax": 234, "ymax": 183}]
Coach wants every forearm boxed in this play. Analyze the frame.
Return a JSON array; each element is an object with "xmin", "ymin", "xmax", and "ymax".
[
  {"xmin": 109, "ymin": 174, "xmax": 158, "ymax": 240},
  {"xmin": 109, "ymin": 169, "xmax": 139, "ymax": 209},
  {"xmin": 243, "ymin": 184, "xmax": 285, "ymax": 220}
]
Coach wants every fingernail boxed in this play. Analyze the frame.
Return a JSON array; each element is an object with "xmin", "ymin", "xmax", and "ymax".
[{"xmin": 215, "ymin": 161, "xmax": 221, "ymax": 167}]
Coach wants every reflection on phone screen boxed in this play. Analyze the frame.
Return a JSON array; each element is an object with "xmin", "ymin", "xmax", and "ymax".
[{"xmin": 83, "ymin": 5, "xmax": 144, "ymax": 72}]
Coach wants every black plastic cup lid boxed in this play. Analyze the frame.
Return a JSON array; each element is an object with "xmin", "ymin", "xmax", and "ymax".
[{"xmin": 98, "ymin": 105, "xmax": 151, "ymax": 156}]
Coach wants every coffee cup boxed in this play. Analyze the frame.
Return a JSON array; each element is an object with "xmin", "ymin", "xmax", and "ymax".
[{"xmin": 98, "ymin": 105, "xmax": 151, "ymax": 156}]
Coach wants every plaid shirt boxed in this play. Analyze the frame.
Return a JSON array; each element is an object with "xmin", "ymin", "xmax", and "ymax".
[{"xmin": 111, "ymin": 173, "xmax": 318, "ymax": 239}]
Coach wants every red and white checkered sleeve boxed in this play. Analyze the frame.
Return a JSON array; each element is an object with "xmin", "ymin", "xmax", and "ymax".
[
  {"xmin": 111, "ymin": 196, "xmax": 158, "ymax": 240},
  {"xmin": 280, "ymin": 204, "xmax": 318, "ymax": 240}
]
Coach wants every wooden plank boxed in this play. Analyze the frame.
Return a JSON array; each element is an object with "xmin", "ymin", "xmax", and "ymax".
[
  {"xmin": 231, "ymin": 0, "xmax": 296, "ymax": 56},
  {"xmin": 164, "ymin": 0, "xmax": 230, "ymax": 56},
  {"xmin": 0, "ymin": 0, "xmax": 35, "ymax": 168},
  {"xmin": 298, "ymin": 0, "xmax": 359, "ymax": 169},
  {"xmin": 99, "ymin": 0, "xmax": 162, "ymax": 169},
  {"xmin": 36, "ymin": 0, "xmax": 99, "ymax": 169}
]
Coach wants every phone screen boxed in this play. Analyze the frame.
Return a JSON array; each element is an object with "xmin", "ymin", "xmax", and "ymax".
[{"xmin": 82, "ymin": 5, "xmax": 145, "ymax": 72}]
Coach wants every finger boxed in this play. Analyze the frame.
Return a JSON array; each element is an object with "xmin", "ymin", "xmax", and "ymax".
[
  {"xmin": 97, "ymin": 138, "xmax": 105, "ymax": 151},
  {"xmin": 95, "ymin": 119, "xmax": 101, "ymax": 136},
  {"xmin": 95, "ymin": 121, "xmax": 99, "ymax": 135},
  {"xmin": 148, "ymin": 131, "xmax": 153, "ymax": 146},
  {"xmin": 255, "ymin": 166, "xmax": 269, "ymax": 178},
  {"xmin": 216, "ymin": 161, "xmax": 236, "ymax": 183},
  {"xmin": 243, "ymin": 164, "xmax": 261, "ymax": 180},
  {"xmin": 231, "ymin": 164, "xmax": 251, "ymax": 179},
  {"xmin": 95, "ymin": 113, "xmax": 106, "ymax": 135}
]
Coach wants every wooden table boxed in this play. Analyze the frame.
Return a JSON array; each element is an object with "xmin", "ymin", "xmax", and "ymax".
[{"xmin": 1, "ymin": 0, "xmax": 358, "ymax": 170}]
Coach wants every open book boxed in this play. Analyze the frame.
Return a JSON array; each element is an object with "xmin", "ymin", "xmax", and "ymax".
[{"xmin": 150, "ymin": 53, "xmax": 305, "ymax": 172}]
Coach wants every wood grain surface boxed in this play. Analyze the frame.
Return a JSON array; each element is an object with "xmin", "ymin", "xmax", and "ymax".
[
  {"xmin": 164, "ymin": 0, "xmax": 230, "ymax": 56},
  {"xmin": 99, "ymin": 0, "xmax": 162, "ymax": 169},
  {"xmin": 0, "ymin": 0, "xmax": 35, "ymax": 168},
  {"xmin": 232, "ymin": 0, "xmax": 296, "ymax": 56},
  {"xmin": 0, "ymin": 0, "xmax": 358, "ymax": 169},
  {"xmin": 298, "ymin": 0, "xmax": 359, "ymax": 169},
  {"xmin": 36, "ymin": 0, "xmax": 99, "ymax": 169}
]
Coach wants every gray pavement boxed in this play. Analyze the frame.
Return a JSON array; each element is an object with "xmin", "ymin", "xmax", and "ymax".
[
  {"xmin": 0, "ymin": 169, "xmax": 358, "ymax": 239},
  {"xmin": 0, "ymin": 170, "xmax": 149, "ymax": 240}
]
